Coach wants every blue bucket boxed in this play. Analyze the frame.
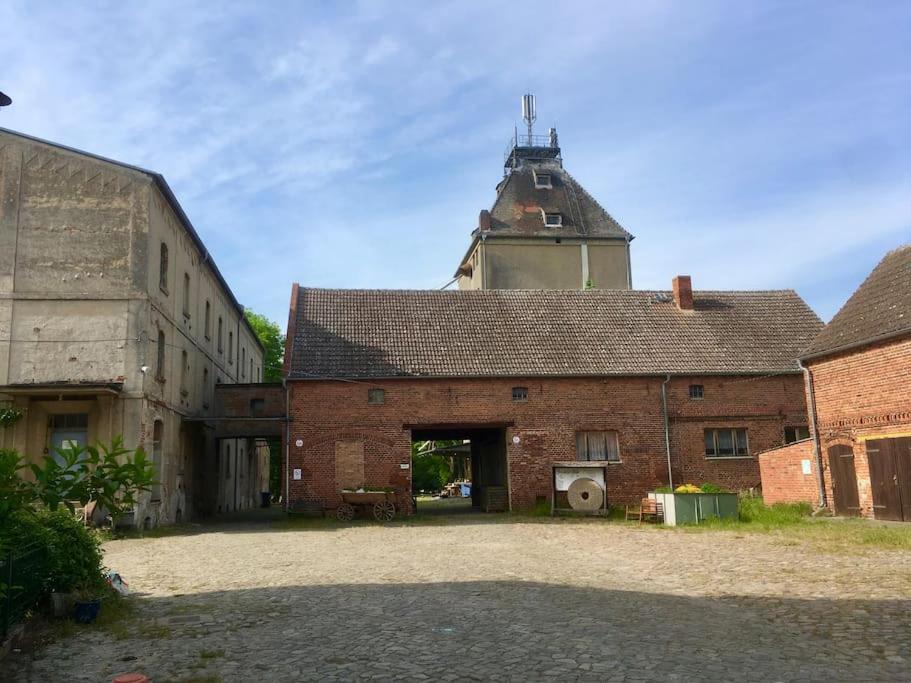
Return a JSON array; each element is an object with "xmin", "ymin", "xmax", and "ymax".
[{"xmin": 74, "ymin": 599, "xmax": 101, "ymax": 624}]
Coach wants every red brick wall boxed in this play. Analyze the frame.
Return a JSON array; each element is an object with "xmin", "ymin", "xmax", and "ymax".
[
  {"xmin": 757, "ymin": 440, "xmax": 818, "ymax": 505},
  {"xmin": 808, "ymin": 336, "xmax": 911, "ymax": 518},
  {"xmin": 286, "ymin": 374, "xmax": 809, "ymax": 512}
]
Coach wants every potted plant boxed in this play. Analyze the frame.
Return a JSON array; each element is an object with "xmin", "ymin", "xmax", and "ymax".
[{"xmin": 73, "ymin": 582, "xmax": 103, "ymax": 624}]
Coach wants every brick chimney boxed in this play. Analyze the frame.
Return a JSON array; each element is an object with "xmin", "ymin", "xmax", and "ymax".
[
  {"xmin": 672, "ymin": 275, "xmax": 693, "ymax": 310},
  {"xmin": 478, "ymin": 209, "xmax": 491, "ymax": 232}
]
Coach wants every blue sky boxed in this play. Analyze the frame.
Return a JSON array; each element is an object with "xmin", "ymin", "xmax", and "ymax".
[{"xmin": 2, "ymin": 1, "xmax": 909, "ymax": 325}]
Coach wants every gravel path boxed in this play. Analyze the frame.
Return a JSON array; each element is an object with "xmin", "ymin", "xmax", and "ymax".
[{"xmin": 5, "ymin": 517, "xmax": 911, "ymax": 681}]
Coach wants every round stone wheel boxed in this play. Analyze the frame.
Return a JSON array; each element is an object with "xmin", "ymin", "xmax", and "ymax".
[
  {"xmin": 373, "ymin": 501, "xmax": 396, "ymax": 522},
  {"xmin": 336, "ymin": 503, "xmax": 355, "ymax": 521}
]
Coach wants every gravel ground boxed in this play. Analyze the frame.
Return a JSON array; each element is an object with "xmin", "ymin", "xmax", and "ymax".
[{"xmin": 4, "ymin": 516, "xmax": 911, "ymax": 682}]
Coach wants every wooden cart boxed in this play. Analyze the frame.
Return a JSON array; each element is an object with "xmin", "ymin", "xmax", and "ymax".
[{"xmin": 336, "ymin": 490, "xmax": 397, "ymax": 522}]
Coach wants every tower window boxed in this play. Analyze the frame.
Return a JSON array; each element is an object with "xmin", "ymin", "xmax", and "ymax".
[
  {"xmin": 534, "ymin": 172, "xmax": 552, "ymax": 189},
  {"xmin": 543, "ymin": 212, "xmax": 562, "ymax": 227},
  {"xmin": 689, "ymin": 384, "xmax": 704, "ymax": 399},
  {"xmin": 512, "ymin": 386, "xmax": 528, "ymax": 402}
]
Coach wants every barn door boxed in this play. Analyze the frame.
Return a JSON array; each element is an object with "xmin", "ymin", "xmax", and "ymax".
[
  {"xmin": 867, "ymin": 438, "xmax": 906, "ymax": 521},
  {"xmin": 827, "ymin": 445, "xmax": 860, "ymax": 516}
]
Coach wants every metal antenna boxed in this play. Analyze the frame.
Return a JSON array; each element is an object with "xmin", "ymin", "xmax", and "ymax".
[{"xmin": 521, "ymin": 93, "xmax": 536, "ymax": 145}]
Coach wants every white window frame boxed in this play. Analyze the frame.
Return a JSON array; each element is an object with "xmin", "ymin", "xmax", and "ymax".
[
  {"xmin": 704, "ymin": 428, "xmax": 750, "ymax": 458},
  {"xmin": 534, "ymin": 171, "xmax": 552, "ymax": 189},
  {"xmin": 542, "ymin": 211, "xmax": 562, "ymax": 228},
  {"xmin": 576, "ymin": 431, "xmax": 621, "ymax": 463}
]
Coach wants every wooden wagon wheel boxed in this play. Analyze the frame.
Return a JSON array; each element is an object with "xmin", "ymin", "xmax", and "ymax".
[
  {"xmin": 373, "ymin": 501, "xmax": 395, "ymax": 522},
  {"xmin": 336, "ymin": 503, "xmax": 355, "ymax": 521}
]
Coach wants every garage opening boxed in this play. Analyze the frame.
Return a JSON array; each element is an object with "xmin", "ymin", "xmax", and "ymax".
[{"xmin": 410, "ymin": 425, "xmax": 509, "ymax": 514}]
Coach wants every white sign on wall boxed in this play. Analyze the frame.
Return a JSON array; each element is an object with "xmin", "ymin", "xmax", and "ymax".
[
  {"xmin": 295, "ymin": 439, "xmax": 303, "ymax": 448},
  {"xmin": 293, "ymin": 468, "xmax": 302, "ymax": 480},
  {"xmin": 399, "ymin": 463, "xmax": 410, "ymax": 469},
  {"xmin": 801, "ymin": 459, "xmax": 812, "ymax": 475}
]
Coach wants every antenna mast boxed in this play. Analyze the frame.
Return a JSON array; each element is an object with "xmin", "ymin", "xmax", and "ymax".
[{"xmin": 521, "ymin": 93, "xmax": 536, "ymax": 145}]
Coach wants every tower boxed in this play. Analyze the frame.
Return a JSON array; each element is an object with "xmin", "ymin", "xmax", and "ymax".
[{"xmin": 455, "ymin": 95, "xmax": 634, "ymax": 290}]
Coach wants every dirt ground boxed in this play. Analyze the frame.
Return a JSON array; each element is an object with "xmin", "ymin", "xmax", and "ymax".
[{"xmin": 4, "ymin": 515, "xmax": 911, "ymax": 681}]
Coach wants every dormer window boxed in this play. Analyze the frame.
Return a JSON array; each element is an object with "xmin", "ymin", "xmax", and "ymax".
[
  {"xmin": 534, "ymin": 171, "xmax": 552, "ymax": 189},
  {"xmin": 543, "ymin": 212, "xmax": 562, "ymax": 228}
]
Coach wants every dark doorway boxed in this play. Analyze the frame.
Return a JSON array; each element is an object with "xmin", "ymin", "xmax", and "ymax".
[
  {"xmin": 410, "ymin": 425, "xmax": 508, "ymax": 513},
  {"xmin": 867, "ymin": 437, "xmax": 911, "ymax": 521},
  {"xmin": 828, "ymin": 444, "xmax": 860, "ymax": 516}
]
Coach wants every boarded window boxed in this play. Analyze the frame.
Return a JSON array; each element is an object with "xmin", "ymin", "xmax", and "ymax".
[
  {"xmin": 784, "ymin": 426, "xmax": 810, "ymax": 444},
  {"xmin": 368, "ymin": 388, "xmax": 385, "ymax": 405},
  {"xmin": 512, "ymin": 386, "xmax": 528, "ymax": 402},
  {"xmin": 159, "ymin": 243, "xmax": 169, "ymax": 293},
  {"xmin": 335, "ymin": 439, "xmax": 365, "ymax": 489},
  {"xmin": 576, "ymin": 431, "xmax": 620, "ymax": 462},
  {"xmin": 689, "ymin": 384, "xmax": 704, "ymax": 399},
  {"xmin": 705, "ymin": 428, "xmax": 749, "ymax": 457}
]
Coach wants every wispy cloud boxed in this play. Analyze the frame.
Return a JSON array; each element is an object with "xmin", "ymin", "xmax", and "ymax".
[{"xmin": 1, "ymin": 0, "xmax": 909, "ymax": 323}]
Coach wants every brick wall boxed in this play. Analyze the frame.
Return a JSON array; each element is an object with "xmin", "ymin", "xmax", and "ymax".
[
  {"xmin": 807, "ymin": 335, "xmax": 911, "ymax": 518},
  {"xmin": 286, "ymin": 374, "xmax": 809, "ymax": 512},
  {"xmin": 757, "ymin": 439, "xmax": 818, "ymax": 505}
]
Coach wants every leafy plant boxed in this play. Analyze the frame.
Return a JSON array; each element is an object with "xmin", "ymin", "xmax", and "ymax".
[
  {"xmin": 244, "ymin": 309, "xmax": 285, "ymax": 382},
  {"xmin": 674, "ymin": 484, "xmax": 702, "ymax": 493},
  {"xmin": 0, "ymin": 407, "xmax": 24, "ymax": 428},
  {"xmin": 699, "ymin": 482, "xmax": 726, "ymax": 493}
]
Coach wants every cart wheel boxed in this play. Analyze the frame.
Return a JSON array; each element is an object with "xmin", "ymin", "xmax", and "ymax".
[
  {"xmin": 336, "ymin": 503, "xmax": 355, "ymax": 521},
  {"xmin": 373, "ymin": 501, "xmax": 395, "ymax": 522}
]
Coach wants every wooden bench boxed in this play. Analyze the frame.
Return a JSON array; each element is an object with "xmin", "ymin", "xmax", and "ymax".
[{"xmin": 625, "ymin": 497, "xmax": 664, "ymax": 523}]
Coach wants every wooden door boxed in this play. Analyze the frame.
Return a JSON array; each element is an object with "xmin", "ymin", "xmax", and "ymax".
[
  {"xmin": 828, "ymin": 445, "xmax": 860, "ymax": 516},
  {"xmin": 867, "ymin": 439, "xmax": 904, "ymax": 521}
]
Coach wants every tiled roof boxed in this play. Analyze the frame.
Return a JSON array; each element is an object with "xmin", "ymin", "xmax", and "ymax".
[
  {"xmin": 486, "ymin": 164, "xmax": 632, "ymax": 240},
  {"xmin": 802, "ymin": 243, "xmax": 911, "ymax": 359},
  {"xmin": 287, "ymin": 288, "xmax": 822, "ymax": 379}
]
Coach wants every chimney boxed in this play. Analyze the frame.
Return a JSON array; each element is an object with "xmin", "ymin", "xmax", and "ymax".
[
  {"xmin": 672, "ymin": 275, "xmax": 693, "ymax": 310},
  {"xmin": 478, "ymin": 209, "xmax": 491, "ymax": 232}
]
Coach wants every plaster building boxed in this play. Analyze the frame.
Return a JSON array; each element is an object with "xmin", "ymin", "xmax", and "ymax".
[
  {"xmin": 455, "ymin": 114, "xmax": 633, "ymax": 291},
  {"xmin": 0, "ymin": 128, "xmax": 265, "ymax": 524},
  {"xmin": 759, "ymin": 244, "xmax": 911, "ymax": 520},
  {"xmin": 283, "ymin": 276, "xmax": 822, "ymax": 514}
]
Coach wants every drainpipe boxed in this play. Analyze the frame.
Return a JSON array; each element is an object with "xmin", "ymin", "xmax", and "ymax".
[
  {"xmin": 661, "ymin": 375, "xmax": 673, "ymax": 489},
  {"xmin": 798, "ymin": 359, "xmax": 827, "ymax": 508},
  {"xmin": 284, "ymin": 379, "xmax": 291, "ymax": 512}
]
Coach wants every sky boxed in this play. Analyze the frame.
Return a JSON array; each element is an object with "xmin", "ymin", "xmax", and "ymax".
[{"xmin": 1, "ymin": 1, "xmax": 909, "ymax": 325}]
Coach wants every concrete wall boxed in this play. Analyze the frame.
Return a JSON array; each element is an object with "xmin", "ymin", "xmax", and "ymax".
[
  {"xmin": 0, "ymin": 130, "xmax": 264, "ymax": 524},
  {"xmin": 459, "ymin": 237, "xmax": 630, "ymax": 290},
  {"xmin": 286, "ymin": 374, "xmax": 809, "ymax": 512}
]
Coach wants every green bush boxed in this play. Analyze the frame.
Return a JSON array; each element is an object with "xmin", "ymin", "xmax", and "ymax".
[
  {"xmin": 699, "ymin": 482, "xmax": 726, "ymax": 493},
  {"xmin": 737, "ymin": 497, "xmax": 812, "ymax": 526},
  {"xmin": 2, "ymin": 508, "xmax": 105, "ymax": 596},
  {"xmin": 411, "ymin": 454, "xmax": 452, "ymax": 492}
]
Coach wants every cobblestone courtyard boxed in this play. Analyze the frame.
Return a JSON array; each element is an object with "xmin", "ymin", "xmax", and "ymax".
[{"xmin": 5, "ymin": 517, "xmax": 911, "ymax": 682}]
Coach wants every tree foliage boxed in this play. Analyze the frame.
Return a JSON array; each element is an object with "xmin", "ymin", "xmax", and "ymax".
[{"xmin": 244, "ymin": 309, "xmax": 285, "ymax": 382}]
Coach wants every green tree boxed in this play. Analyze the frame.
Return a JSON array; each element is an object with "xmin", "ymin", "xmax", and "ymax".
[{"xmin": 244, "ymin": 309, "xmax": 285, "ymax": 382}]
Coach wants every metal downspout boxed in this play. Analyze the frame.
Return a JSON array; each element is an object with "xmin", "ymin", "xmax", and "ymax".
[
  {"xmin": 799, "ymin": 360, "xmax": 827, "ymax": 508},
  {"xmin": 661, "ymin": 375, "xmax": 673, "ymax": 489},
  {"xmin": 284, "ymin": 379, "xmax": 291, "ymax": 512}
]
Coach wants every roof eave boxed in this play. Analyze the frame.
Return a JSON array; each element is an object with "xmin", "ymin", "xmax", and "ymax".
[{"xmin": 801, "ymin": 326, "xmax": 911, "ymax": 363}]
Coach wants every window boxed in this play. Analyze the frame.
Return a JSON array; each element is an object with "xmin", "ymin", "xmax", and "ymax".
[
  {"xmin": 512, "ymin": 386, "xmax": 528, "ymax": 402},
  {"xmin": 182, "ymin": 273, "xmax": 191, "ymax": 317},
  {"xmin": 204, "ymin": 301, "xmax": 211, "ymax": 339},
  {"xmin": 576, "ymin": 431, "xmax": 621, "ymax": 462},
  {"xmin": 689, "ymin": 384, "xmax": 704, "ymax": 399},
  {"xmin": 228, "ymin": 331, "xmax": 234, "ymax": 364},
  {"xmin": 704, "ymin": 428, "xmax": 749, "ymax": 457},
  {"xmin": 203, "ymin": 367, "xmax": 209, "ymax": 408},
  {"xmin": 250, "ymin": 358, "xmax": 254, "ymax": 381},
  {"xmin": 257, "ymin": 366, "xmax": 261, "ymax": 382},
  {"xmin": 241, "ymin": 347, "xmax": 246, "ymax": 378},
  {"xmin": 543, "ymin": 212, "xmax": 562, "ymax": 227},
  {"xmin": 217, "ymin": 317, "xmax": 224, "ymax": 353},
  {"xmin": 159, "ymin": 243, "xmax": 169, "ymax": 293},
  {"xmin": 225, "ymin": 443, "xmax": 231, "ymax": 479},
  {"xmin": 180, "ymin": 350, "xmax": 189, "ymax": 395},
  {"xmin": 156, "ymin": 330, "xmax": 166, "ymax": 381},
  {"xmin": 368, "ymin": 388, "xmax": 385, "ymax": 405},
  {"xmin": 534, "ymin": 171, "xmax": 552, "ymax": 189},
  {"xmin": 151, "ymin": 421, "xmax": 163, "ymax": 501},
  {"xmin": 250, "ymin": 398, "xmax": 265, "ymax": 416},
  {"xmin": 784, "ymin": 426, "xmax": 810, "ymax": 444}
]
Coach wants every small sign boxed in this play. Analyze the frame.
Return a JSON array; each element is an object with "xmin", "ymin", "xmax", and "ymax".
[
  {"xmin": 295, "ymin": 439, "xmax": 303, "ymax": 448},
  {"xmin": 512, "ymin": 435, "xmax": 521, "ymax": 445},
  {"xmin": 801, "ymin": 459, "xmax": 812, "ymax": 475},
  {"xmin": 293, "ymin": 468, "xmax": 302, "ymax": 480},
  {"xmin": 399, "ymin": 463, "xmax": 410, "ymax": 469}
]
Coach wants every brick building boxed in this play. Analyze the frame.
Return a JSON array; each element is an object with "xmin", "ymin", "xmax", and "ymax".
[
  {"xmin": 759, "ymin": 244, "xmax": 911, "ymax": 520},
  {"xmin": 283, "ymin": 277, "xmax": 821, "ymax": 513}
]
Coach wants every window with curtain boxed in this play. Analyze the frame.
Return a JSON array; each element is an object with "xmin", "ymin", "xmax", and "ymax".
[
  {"xmin": 576, "ymin": 431, "xmax": 620, "ymax": 462},
  {"xmin": 704, "ymin": 428, "xmax": 749, "ymax": 457}
]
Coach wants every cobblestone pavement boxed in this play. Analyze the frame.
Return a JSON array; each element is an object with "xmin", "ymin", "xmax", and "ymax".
[{"xmin": 4, "ymin": 517, "xmax": 911, "ymax": 682}]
